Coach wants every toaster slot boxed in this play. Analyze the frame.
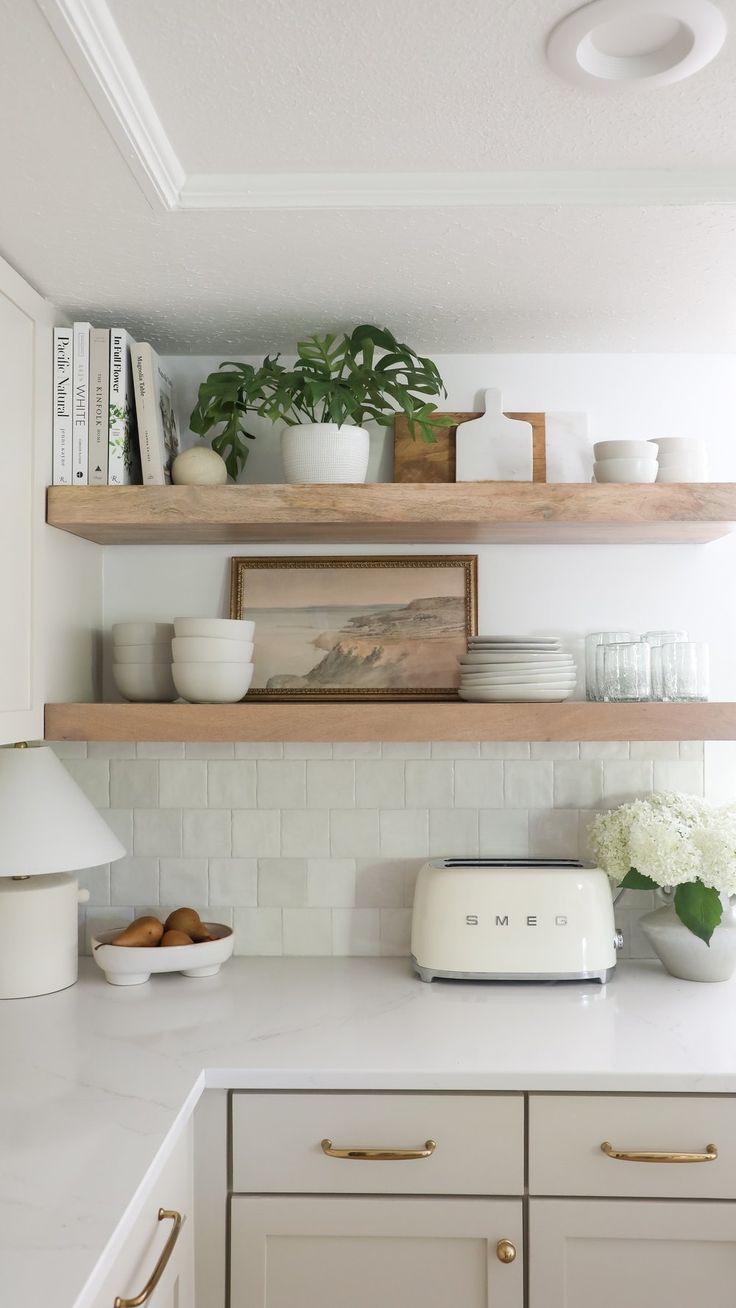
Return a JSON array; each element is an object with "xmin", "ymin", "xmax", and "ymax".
[{"xmin": 440, "ymin": 858, "xmax": 584, "ymax": 869}]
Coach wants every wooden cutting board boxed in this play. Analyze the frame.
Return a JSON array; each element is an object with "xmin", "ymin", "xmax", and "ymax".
[{"xmin": 394, "ymin": 411, "xmax": 547, "ymax": 483}]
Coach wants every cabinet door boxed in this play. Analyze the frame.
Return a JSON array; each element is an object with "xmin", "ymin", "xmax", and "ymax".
[
  {"xmin": 0, "ymin": 255, "xmax": 54, "ymax": 743},
  {"xmin": 89, "ymin": 1123, "xmax": 195, "ymax": 1308},
  {"xmin": 231, "ymin": 1196, "xmax": 523, "ymax": 1308},
  {"xmin": 530, "ymin": 1199, "xmax": 736, "ymax": 1308}
]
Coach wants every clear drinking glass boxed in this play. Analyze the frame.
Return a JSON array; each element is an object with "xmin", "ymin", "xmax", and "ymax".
[
  {"xmin": 585, "ymin": 631, "xmax": 636, "ymax": 701},
  {"xmin": 598, "ymin": 641, "xmax": 652, "ymax": 702},
  {"xmin": 661, "ymin": 641, "xmax": 709, "ymax": 702},
  {"xmin": 643, "ymin": 630, "xmax": 688, "ymax": 701}
]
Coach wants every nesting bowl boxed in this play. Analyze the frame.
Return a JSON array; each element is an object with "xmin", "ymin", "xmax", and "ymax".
[
  {"xmin": 172, "ymin": 636, "xmax": 254, "ymax": 663},
  {"xmin": 593, "ymin": 458, "xmax": 658, "ymax": 484},
  {"xmin": 174, "ymin": 617, "xmax": 255, "ymax": 641},
  {"xmin": 172, "ymin": 661, "xmax": 254, "ymax": 703},
  {"xmin": 113, "ymin": 662, "xmax": 177, "ymax": 702}
]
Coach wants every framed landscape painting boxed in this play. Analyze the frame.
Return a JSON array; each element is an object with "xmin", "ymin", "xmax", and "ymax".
[{"xmin": 230, "ymin": 556, "xmax": 478, "ymax": 700}]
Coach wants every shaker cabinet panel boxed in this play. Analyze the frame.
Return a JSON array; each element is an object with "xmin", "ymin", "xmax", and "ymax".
[
  {"xmin": 231, "ymin": 1091, "xmax": 524, "ymax": 1195},
  {"xmin": 90, "ymin": 1122, "xmax": 195, "ymax": 1308},
  {"xmin": 529, "ymin": 1199, "xmax": 736, "ymax": 1308},
  {"xmin": 230, "ymin": 1196, "xmax": 523, "ymax": 1308},
  {"xmin": 529, "ymin": 1094, "xmax": 736, "ymax": 1198}
]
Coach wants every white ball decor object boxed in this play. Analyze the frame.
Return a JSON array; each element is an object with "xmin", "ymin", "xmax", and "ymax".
[{"xmin": 172, "ymin": 446, "xmax": 228, "ymax": 485}]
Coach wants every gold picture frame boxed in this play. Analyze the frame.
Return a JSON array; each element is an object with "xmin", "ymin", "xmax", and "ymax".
[{"xmin": 230, "ymin": 555, "xmax": 478, "ymax": 701}]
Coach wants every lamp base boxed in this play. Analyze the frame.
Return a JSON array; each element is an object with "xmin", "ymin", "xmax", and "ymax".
[{"xmin": 0, "ymin": 873, "xmax": 80, "ymax": 999}]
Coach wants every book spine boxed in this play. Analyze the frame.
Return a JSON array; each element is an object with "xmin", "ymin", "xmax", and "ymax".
[
  {"xmin": 108, "ymin": 330, "xmax": 140, "ymax": 484},
  {"xmin": 52, "ymin": 327, "xmax": 73, "ymax": 485},
  {"xmin": 88, "ymin": 328, "xmax": 110, "ymax": 484},
  {"xmin": 71, "ymin": 321, "xmax": 91, "ymax": 485},
  {"xmin": 132, "ymin": 343, "xmax": 167, "ymax": 485}
]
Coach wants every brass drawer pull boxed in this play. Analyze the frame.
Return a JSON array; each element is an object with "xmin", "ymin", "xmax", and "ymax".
[
  {"xmin": 321, "ymin": 1138, "xmax": 436, "ymax": 1161},
  {"xmin": 601, "ymin": 1140, "xmax": 718, "ymax": 1164},
  {"xmin": 114, "ymin": 1209, "xmax": 183, "ymax": 1308}
]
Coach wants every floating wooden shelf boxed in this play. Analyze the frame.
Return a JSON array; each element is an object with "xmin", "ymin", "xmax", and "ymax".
[
  {"xmin": 46, "ymin": 483, "xmax": 736, "ymax": 545},
  {"xmin": 44, "ymin": 702, "xmax": 736, "ymax": 743}
]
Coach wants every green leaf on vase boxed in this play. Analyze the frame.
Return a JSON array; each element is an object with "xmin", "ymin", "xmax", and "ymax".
[
  {"xmin": 673, "ymin": 881, "xmax": 723, "ymax": 946},
  {"xmin": 620, "ymin": 868, "xmax": 659, "ymax": 890}
]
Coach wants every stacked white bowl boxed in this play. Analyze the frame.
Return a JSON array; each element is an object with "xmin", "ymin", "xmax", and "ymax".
[
  {"xmin": 458, "ymin": 635, "xmax": 577, "ymax": 703},
  {"xmin": 648, "ymin": 437, "xmax": 708, "ymax": 483},
  {"xmin": 593, "ymin": 440, "xmax": 658, "ymax": 484},
  {"xmin": 172, "ymin": 617, "xmax": 255, "ymax": 703},
  {"xmin": 112, "ymin": 622, "xmax": 176, "ymax": 702}
]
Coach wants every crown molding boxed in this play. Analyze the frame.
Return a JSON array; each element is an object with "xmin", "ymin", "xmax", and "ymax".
[
  {"xmin": 180, "ymin": 168, "xmax": 736, "ymax": 209},
  {"xmin": 37, "ymin": 0, "xmax": 736, "ymax": 213},
  {"xmin": 37, "ymin": 0, "xmax": 184, "ymax": 209}
]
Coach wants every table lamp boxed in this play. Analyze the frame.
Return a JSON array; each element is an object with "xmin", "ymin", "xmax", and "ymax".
[{"xmin": 0, "ymin": 742, "xmax": 126, "ymax": 999}]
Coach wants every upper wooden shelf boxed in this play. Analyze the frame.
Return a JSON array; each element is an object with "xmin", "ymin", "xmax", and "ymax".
[
  {"xmin": 46, "ymin": 483, "xmax": 736, "ymax": 545},
  {"xmin": 44, "ymin": 701, "xmax": 736, "ymax": 743}
]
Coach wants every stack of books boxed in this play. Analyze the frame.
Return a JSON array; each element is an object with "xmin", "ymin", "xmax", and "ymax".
[{"xmin": 51, "ymin": 325, "xmax": 181, "ymax": 486}]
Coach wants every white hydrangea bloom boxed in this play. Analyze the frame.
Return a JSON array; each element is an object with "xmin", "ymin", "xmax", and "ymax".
[{"xmin": 589, "ymin": 791, "xmax": 736, "ymax": 895}]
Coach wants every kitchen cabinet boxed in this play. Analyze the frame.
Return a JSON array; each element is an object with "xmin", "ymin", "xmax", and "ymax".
[
  {"xmin": 529, "ymin": 1199, "xmax": 736, "ymax": 1308},
  {"xmin": 230, "ymin": 1196, "xmax": 523, "ymax": 1308},
  {"xmin": 90, "ymin": 1122, "xmax": 195, "ymax": 1308},
  {"xmin": 226, "ymin": 1088, "xmax": 736, "ymax": 1308},
  {"xmin": 0, "ymin": 255, "xmax": 98, "ymax": 746}
]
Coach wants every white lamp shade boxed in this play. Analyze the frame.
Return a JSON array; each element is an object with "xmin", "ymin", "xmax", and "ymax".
[{"xmin": 0, "ymin": 744, "xmax": 126, "ymax": 875}]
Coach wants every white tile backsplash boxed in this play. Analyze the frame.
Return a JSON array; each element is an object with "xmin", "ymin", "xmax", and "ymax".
[{"xmin": 71, "ymin": 742, "xmax": 707, "ymax": 960}]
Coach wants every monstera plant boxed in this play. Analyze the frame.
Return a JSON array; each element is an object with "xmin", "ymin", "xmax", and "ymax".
[{"xmin": 190, "ymin": 324, "xmax": 447, "ymax": 483}]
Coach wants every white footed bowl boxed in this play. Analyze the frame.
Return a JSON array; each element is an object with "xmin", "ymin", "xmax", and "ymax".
[
  {"xmin": 113, "ymin": 622, "xmax": 174, "ymax": 645},
  {"xmin": 114, "ymin": 643, "xmax": 172, "ymax": 664},
  {"xmin": 593, "ymin": 440, "xmax": 654, "ymax": 460},
  {"xmin": 594, "ymin": 458, "xmax": 658, "ymax": 484},
  {"xmin": 174, "ymin": 617, "xmax": 255, "ymax": 641},
  {"xmin": 172, "ymin": 636, "xmax": 254, "ymax": 662},
  {"xmin": 92, "ymin": 923, "xmax": 234, "ymax": 986},
  {"xmin": 113, "ymin": 662, "xmax": 176, "ymax": 702},
  {"xmin": 173, "ymin": 661, "xmax": 254, "ymax": 703}
]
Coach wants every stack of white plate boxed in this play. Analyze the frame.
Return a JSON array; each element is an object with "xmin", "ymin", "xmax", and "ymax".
[
  {"xmin": 112, "ymin": 622, "xmax": 176, "ymax": 702},
  {"xmin": 172, "ymin": 617, "xmax": 255, "ymax": 703},
  {"xmin": 458, "ymin": 636, "xmax": 577, "ymax": 703}
]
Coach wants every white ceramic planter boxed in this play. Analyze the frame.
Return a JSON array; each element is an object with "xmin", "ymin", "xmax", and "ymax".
[
  {"xmin": 640, "ymin": 896, "xmax": 736, "ymax": 982},
  {"xmin": 281, "ymin": 422, "xmax": 370, "ymax": 484}
]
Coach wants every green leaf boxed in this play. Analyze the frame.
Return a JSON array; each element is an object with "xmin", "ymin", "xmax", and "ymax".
[
  {"xmin": 673, "ymin": 882, "xmax": 722, "ymax": 946},
  {"xmin": 620, "ymin": 869, "xmax": 660, "ymax": 890}
]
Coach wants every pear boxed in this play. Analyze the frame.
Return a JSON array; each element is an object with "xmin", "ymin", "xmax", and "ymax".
[
  {"xmin": 165, "ymin": 906, "xmax": 214, "ymax": 942},
  {"xmin": 110, "ymin": 916, "xmax": 163, "ymax": 947},
  {"xmin": 160, "ymin": 929, "xmax": 193, "ymax": 947}
]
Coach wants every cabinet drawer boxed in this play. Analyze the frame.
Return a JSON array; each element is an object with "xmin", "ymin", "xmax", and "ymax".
[
  {"xmin": 529, "ymin": 1095, "xmax": 736, "ymax": 1199},
  {"xmin": 231, "ymin": 1092, "xmax": 524, "ymax": 1195}
]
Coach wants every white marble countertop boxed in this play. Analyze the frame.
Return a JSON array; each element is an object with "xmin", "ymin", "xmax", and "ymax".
[{"xmin": 3, "ymin": 956, "xmax": 736, "ymax": 1308}]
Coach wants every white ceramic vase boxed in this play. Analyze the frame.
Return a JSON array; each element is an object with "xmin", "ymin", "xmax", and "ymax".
[
  {"xmin": 639, "ymin": 894, "xmax": 736, "ymax": 982},
  {"xmin": 280, "ymin": 422, "xmax": 370, "ymax": 484}
]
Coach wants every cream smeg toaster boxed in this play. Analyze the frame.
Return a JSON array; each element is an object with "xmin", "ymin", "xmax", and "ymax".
[{"xmin": 411, "ymin": 859, "xmax": 622, "ymax": 984}]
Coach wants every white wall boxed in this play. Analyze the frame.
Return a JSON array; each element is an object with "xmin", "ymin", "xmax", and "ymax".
[{"xmin": 101, "ymin": 353, "xmax": 736, "ymax": 699}]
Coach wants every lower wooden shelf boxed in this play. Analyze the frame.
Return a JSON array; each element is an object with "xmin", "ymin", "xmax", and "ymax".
[{"xmin": 44, "ymin": 701, "xmax": 736, "ymax": 742}]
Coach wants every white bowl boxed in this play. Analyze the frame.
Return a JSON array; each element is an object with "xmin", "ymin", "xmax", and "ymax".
[
  {"xmin": 113, "ymin": 662, "xmax": 176, "ymax": 702},
  {"xmin": 91, "ymin": 922, "xmax": 234, "ymax": 986},
  {"xmin": 174, "ymin": 617, "xmax": 255, "ymax": 641},
  {"xmin": 593, "ymin": 458, "xmax": 658, "ymax": 484},
  {"xmin": 648, "ymin": 437, "xmax": 706, "ymax": 456},
  {"xmin": 113, "ymin": 622, "xmax": 174, "ymax": 645},
  {"xmin": 172, "ymin": 636, "xmax": 254, "ymax": 663},
  {"xmin": 114, "ymin": 643, "xmax": 172, "ymax": 664},
  {"xmin": 593, "ymin": 440, "xmax": 654, "ymax": 460},
  {"xmin": 172, "ymin": 661, "xmax": 254, "ymax": 703},
  {"xmin": 656, "ymin": 464, "xmax": 708, "ymax": 484}
]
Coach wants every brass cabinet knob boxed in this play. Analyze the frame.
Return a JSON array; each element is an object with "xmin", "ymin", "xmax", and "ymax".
[{"xmin": 496, "ymin": 1239, "xmax": 517, "ymax": 1264}]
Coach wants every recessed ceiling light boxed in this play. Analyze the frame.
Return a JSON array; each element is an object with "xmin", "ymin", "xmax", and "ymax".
[{"xmin": 546, "ymin": 0, "xmax": 727, "ymax": 88}]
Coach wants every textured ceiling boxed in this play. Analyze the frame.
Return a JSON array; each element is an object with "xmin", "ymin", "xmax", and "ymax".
[
  {"xmin": 115, "ymin": 0, "xmax": 736, "ymax": 171},
  {"xmin": 0, "ymin": 0, "xmax": 734, "ymax": 352}
]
